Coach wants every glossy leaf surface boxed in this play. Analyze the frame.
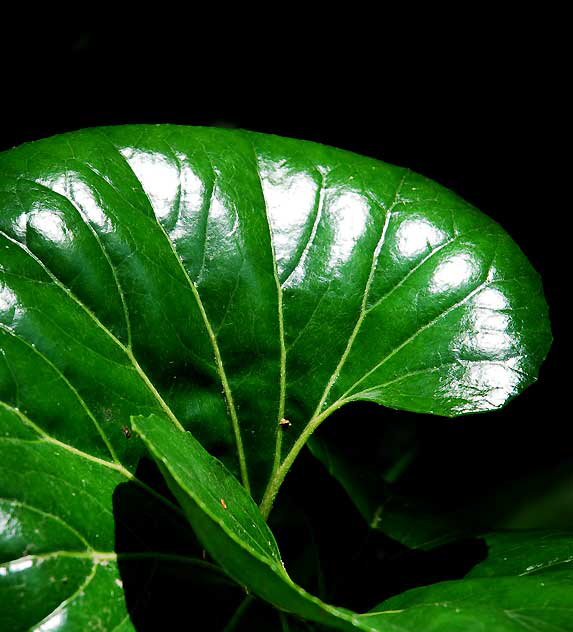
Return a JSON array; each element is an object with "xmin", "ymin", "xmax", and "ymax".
[
  {"xmin": 0, "ymin": 404, "xmax": 228, "ymax": 631},
  {"xmin": 0, "ymin": 405, "xmax": 132, "ymax": 631},
  {"xmin": 0, "ymin": 125, "xmax": 551, "ymax": 629},
  {"xmin": 365, "ymin": 573, "xmax": 573, "ymax": 631},
  {"xmin": 0, "ymin": 125, "xmax": 551, "ymax": 495}
]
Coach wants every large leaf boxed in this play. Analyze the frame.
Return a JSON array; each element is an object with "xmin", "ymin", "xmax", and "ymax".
[
  {"xmin": 0, "ymin": 404, "xmax": 237, "ymax": 631},
  {"xmin": 0, "ymin": 125, "xmax": 550, "ymax": 626},
  {"xmin": 135, "ymin": 414, "xmax": 573, "ymax": 632}
]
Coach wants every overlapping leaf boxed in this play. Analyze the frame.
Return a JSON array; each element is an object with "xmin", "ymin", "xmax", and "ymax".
[
  {"xmin": 0, "ymin": 125, "xmax": 551, "ymax": 628},
  {"xmin": 136, "ymin": 415, "xmax": 573, "ymax": 632},
  {"xmin": 364, "ymin": 533, "xmax": 573, "ymax": 632},
  {"xmin": 0, "ymin": 404, "xmax": 230, "ymax": 631}
]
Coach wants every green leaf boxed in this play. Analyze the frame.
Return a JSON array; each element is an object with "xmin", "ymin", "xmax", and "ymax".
[
  {"xmin": 135, "ymin": 414, "xmax": 573, "ymax": 632},
  {"xmin": 0, "ymin": 125, "xmax": 551, "ymax": 626},
  {"xmin": 132, "ymin": 414, "xmax": 362, "ymax": 631},
  {"xmin": 0, "ymin": 404, "xmax": 229, "ymax": 631},
  {"xmin": 353, "ymin": 531, "xmax": 573, "ymax": 631},
  {"xmin": 358, "ymin": 531, "xmax": 573, "ymax": 631},
  {"xmin": 364, "ymin": 571, "xmax": 573, "ymax": 631},
  {"xmin": 468, "ymin": 530, "xmax": 573, "ymax": 578}
]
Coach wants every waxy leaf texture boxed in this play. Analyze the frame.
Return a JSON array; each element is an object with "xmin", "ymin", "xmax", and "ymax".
[{"xmin": 0, "ymin": 126, "xmax": 551, "ymax": 630}]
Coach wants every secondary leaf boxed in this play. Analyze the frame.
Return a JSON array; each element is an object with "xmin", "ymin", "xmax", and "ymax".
[
  {"xmin": 135, "ymin": 414, "xmax": 573, "ymax": 632},
  {"xmin": 356, "ymin": 531, "xmax": 573, "ymax": 631},
  {"xmin": 365, "ymin": 571, "xmax": 573, "ymax": 631},
  {"xmin": 308, "ymin": 430, "xmax": 473, "ymax": 549},
  {"xmin": 468, "ymin": 530, "xmax": 573, "ymax": 578},
  {"xmin": 309, "ymin": 419, "xmax": 573, "ymax": 551},
  {"xmin": 0, "ymin": 404, "xmax": 228, "ymax": 631},
  {"xmin": 132, "ymin": 414, "xmax": 362, "ymax": 631}
]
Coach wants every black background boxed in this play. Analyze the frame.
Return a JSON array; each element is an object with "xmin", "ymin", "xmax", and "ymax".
[{"xmin": 1, "ymin": 18, "xmax": 567, "ymax": 627}]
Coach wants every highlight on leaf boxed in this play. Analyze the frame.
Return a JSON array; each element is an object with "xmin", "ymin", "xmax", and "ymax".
[{"xmin": 0, "ymin": 125, "xmax": 552, "ymax": 631}]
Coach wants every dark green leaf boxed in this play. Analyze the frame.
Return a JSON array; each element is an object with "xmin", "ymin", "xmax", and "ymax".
[
  {"xmin": 310, "ymin": 426, "xmax": 573, "ymax": 550},
  {"xmin": 0, "ymin": 404, "xmax": 224, "ymax": 631},
  {"xmin": 308, "ymin": 430, "xmax": 472, "ymax": 550},
  {"xmin": 468, "ymin": 530, "xmax": 573, "ymax": 578},
  {"xmin": 132, "ymin": 414, "xmax": 362, "ymax": 631},
  {"xmin": 483, "ymin": 464, "xmax": 573, "ymax": 531},
  {"xmin": 0, "ymin": 125, "xmax": 551, "ymax": 627},
  {"xmin": 135, "ymin": 414, "xmax": 573, "ymax": 632}
]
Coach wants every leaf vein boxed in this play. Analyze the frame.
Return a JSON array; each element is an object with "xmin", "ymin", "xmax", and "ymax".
[
  {"xmin": 280, "ymin": 167, "xmax": 327, "ymax": 287},
  {"xmin": 105, "ymin": 138, "xmax": 250, "ymax": 492},
  {"xmin": 244, "ymin": 136, "xmax": 287, "ymax": 494},
  {"xmin": 309, "ymin": 171, "xmax": 409, "ymax": 418},
  {"xmin": 0, "ymin": 324, "xmax": 119, "ymax": 463},
  {"xmin": 340, "ymin": 278, "xmax": 491, "ymax": 400},
  {"xmin": 10, "ymin": 175, "xmax": 133, "ymax": 347},
  {"xmin": 0, "ymin": 499, "xmax": 91, "ymax": 550},
  {"xmin": 32, "ymin": 560, "xmax": 99, "ymax": 631}
]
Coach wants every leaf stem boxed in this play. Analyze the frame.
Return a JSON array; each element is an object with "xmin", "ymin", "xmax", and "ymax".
[{"xmin": 259, "ymin": 398, "xmax": 351, "ymax": 520}]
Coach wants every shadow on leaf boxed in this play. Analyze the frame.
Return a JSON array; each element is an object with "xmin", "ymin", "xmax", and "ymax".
[
  {"xmin": 113, "ymin": 458, "xmax": 243, "ymax": 631},
  {"xmin": 273, "ymin": 447, "xmax": 488, "ymax": 612}
]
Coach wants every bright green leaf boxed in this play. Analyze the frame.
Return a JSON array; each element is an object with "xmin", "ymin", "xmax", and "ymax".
[
  {"xmin": 357, "ymin": 531, "xmax": 573, "ymax": 631},
  {"xmin": 0, "ymin": 125, "xmax": 551, "ymax": 628},
  {"xmin": 0, "ymin": 404, "xmax": 224, "ymax": 631}
]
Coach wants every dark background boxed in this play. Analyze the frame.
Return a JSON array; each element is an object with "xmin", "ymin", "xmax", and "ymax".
[{"xmin": 1, "ymin": 19, "xmax": 567, "ymax": 626}]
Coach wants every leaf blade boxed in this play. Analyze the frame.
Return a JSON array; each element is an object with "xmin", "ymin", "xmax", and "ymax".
[
  {"xmin": 132, "ymin": 414, "xmax": 367, "ymax": 631},
  {"xmin": 0, "ymin": 125, "xmax": 552, "ymax": 627}
]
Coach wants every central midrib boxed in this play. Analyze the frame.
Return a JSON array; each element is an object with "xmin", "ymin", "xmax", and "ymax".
[
  {"xmin": 243, "ymin": 134, "xmax": 288, "ymax": 500},
  {"xmin": 96, "ymin": 138, "xmax": 252, "ymax": 494}
]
